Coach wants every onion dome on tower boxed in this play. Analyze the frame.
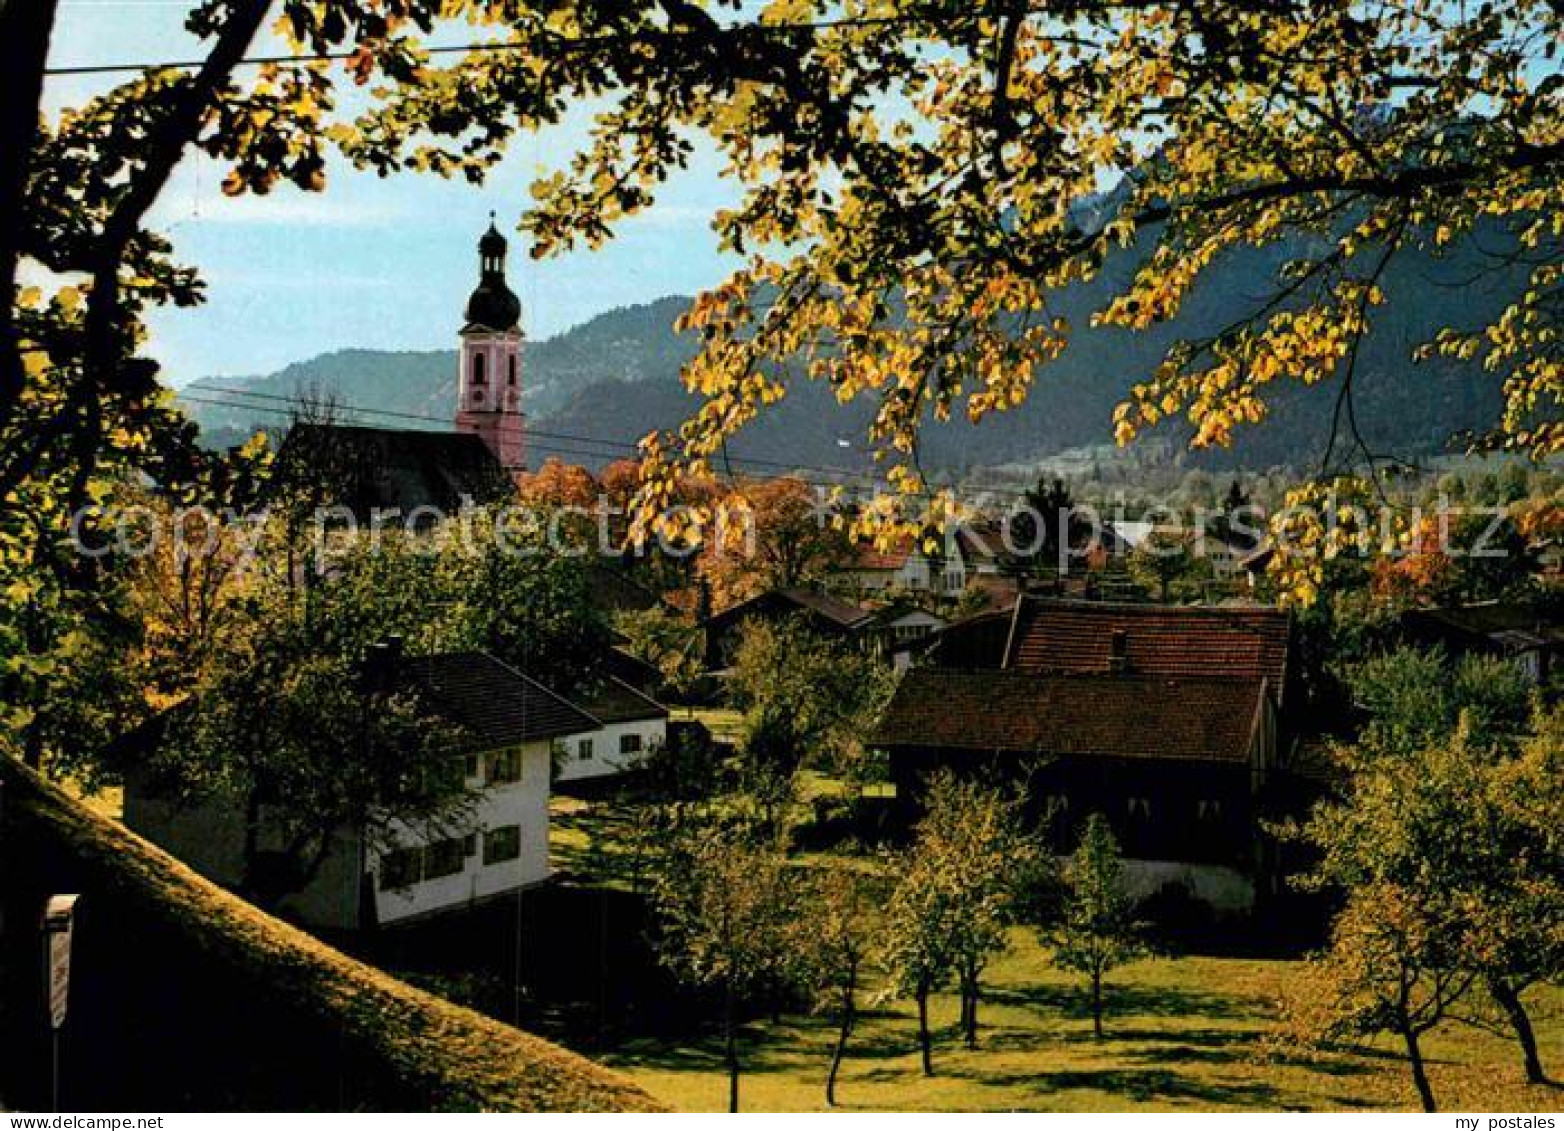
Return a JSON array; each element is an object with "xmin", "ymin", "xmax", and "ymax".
[{"xmin": 463, "ymin": 219, "xmax": 522, "ymax": 332}]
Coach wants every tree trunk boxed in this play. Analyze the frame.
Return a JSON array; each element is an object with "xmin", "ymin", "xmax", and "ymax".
[
  {"xmin": 1402, "ymin": 1025, "xmax": 1438, "ymax": 1113},
  {"xmin": 1091, "ymin": 969, "xmax": 1104, "ymax": 1039},
  {"xmin": 724, "ymin": 980, "xmax": 740, "ymax": 1113},
  {"xmin": 1489, "ymin": 978, "xmax": 1546, "ymax": 1085},
  {"xmin": 0, "ymin": 0, "xmax": 59, "ymax": 422},
  {"xmin": 826, "ymin": 978, "xmax": 855, "ymax": 1107},
  {"xmin": 916, "ymin": 978, "xmax": 934, "ymax": 1077},
  {"xmin": 961, "ymin": 971, "xmax": 980, "ymax": 1049}
]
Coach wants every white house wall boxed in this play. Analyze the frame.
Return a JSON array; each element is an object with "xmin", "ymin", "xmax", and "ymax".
[
  {"xmin": 371, "ymin": 740, "xmax": 552, "ymax": 925},
  {"xmin": 555, "ymin": 717, "xmax": 667, "ymax": 783}
]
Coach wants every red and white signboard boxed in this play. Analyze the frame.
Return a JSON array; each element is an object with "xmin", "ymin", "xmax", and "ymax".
[{"xmin": 44, "ymin": 894, "xmax": 77, "ymax": 1030}]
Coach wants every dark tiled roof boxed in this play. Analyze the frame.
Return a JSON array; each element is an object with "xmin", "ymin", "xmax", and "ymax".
[
  {"xmin": 585, "ymin": 561, "xmax": 665, "ymax": 614},
  {"xmin": 708, "ymin": 587, "xmax": 872, "ymax": 632},
  {"xmin": 1003, "ymin": 597, "xmax": 1290, "ymax": 690},
  {"xmin": 777, "ymin": 587, "xmax": 874, "ymax": 627},
  {"xmin": 1401, "ymin": 601, "xmax": 1564, "ymax": 645},
  {"xmin": 872, "ymin": 668, "xmax": 1264, "ymax": 763},
  {"xmin": 399, "ymin": 652, "xmax": 599, "ymax": 750},
  {"xmin": 271, "ymin": 423, "xmax": 514, "ymax": 520},
  {"xmin": 576, "ymin": 676, "xmax": 669, "ymax": 724}
]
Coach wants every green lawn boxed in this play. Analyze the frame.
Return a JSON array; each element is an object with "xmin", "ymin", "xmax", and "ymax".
[{"xmin": 601, "ymin": 941, "xmax": 1564, "ymax": 1113}]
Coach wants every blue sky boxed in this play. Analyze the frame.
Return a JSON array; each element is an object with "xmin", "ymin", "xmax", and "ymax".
[{"xmin": 44, "ymin": 1, "xmax": 742, "ymax": 381}]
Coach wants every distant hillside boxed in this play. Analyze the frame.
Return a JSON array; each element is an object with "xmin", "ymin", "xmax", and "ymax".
[
  {"xmin": 181, "ymin": 234, "xmax": 1526, "ymax": 473},
  {"xmin": 180, "ymin": 296, "xmax": 696, "ymax": 451}
]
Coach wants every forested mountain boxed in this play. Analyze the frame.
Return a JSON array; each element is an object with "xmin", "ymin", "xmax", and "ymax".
[{"xmin": 180, "ymin": 232, "xmax": 1524, "ymax": 475}]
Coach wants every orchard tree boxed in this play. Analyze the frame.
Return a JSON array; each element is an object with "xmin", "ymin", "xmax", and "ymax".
[
  {"xmin": 881, "ymin": 772, "xmax": 1038, "ymax": 1064},
  {"xmin": 1294, "ymin": 713, "xmax": 1564, "ymax": 1092},
  {"xmin": 791, "ymin": 866, "xmax": 875, "ymax": 1107},
  {"xmin": 1045, "ymin": 813, "xmax": 1146, "ymax": 1039},
  {"xmin": 649, "ymin": 821, "xmax": 795, "ymax": 1113},
  {"xmin": 332, "ymin": 0, "xmax": 1563, "ymax": 564},
  {"xmin": 148, "ymin": 589, "xmax": 470, "ymax": 907},
  {"xmin": 1128, "ymin": 530, "xmax": 1204, "ymax": 603}
]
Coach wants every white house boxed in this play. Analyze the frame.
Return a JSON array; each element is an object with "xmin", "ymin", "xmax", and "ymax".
[
  {"xmin": 837, "ymin": 537, "xmax": 969, "ymax": 597},
  {"xmin": 123, "ymin": 650, "xmax": 600, "ymax": 930},
  {"xmin": 367, "ymin": 652, "xmax": 599, "ymax": 925},
  {"xmin": 553, "ymin": 676, "xmax": 670, "ymax": 784}
]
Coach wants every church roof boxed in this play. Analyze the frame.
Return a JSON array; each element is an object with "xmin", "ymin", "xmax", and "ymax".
[
  {"xmin": 465, "ymin": 222, "xmax": 522, "ymax": 331},
  {"xmin": 270, "ymin": 422, "xmax": 514, "ymax": 522}
]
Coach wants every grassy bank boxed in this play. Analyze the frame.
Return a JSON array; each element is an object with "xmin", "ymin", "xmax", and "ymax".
[{"xmin": 0, "ymin": 758, "xmax": 664, "ymax": 1112}]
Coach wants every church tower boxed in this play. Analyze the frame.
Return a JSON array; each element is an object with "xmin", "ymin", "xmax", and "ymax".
[{"xmin": 455, "ymin": 216, "xmax": 525, "ymax": 470}]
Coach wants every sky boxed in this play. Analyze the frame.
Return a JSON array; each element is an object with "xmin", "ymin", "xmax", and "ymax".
[{"xmin": 42, "ymin": 1, "xmax": 743, "ymax": 382}]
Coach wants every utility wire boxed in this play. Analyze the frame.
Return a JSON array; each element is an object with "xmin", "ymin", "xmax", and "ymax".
[
  {"xmin": 42, "ymin": 13, "xmax": 967, "ymax": 77},
  {"xmin": 175, "ymin": 384, "xmax": 1045, "ymax": 505}
]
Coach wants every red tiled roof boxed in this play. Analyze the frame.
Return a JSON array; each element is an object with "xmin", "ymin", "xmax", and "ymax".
[
  {"xmin": 1003, "ymin": 597, "xmax": 1289, "ymax": 693},
  {"xmin": 872, "ymin": 668, "xmax": 1264, "ymax": 763},
  {"xmin": 852, "ymin": 537, "xmax": 915, "ymax": 571}
]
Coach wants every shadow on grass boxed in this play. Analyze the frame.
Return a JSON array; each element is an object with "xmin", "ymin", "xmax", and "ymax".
[{"xmin": 989, "ymin": 979, "xmax": 1253, "ymax": 1026}]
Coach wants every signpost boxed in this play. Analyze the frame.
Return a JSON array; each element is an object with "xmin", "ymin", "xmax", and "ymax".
[{"xmin": 43, "ymin": 894, "xmax": 78, "ymax": 1112}]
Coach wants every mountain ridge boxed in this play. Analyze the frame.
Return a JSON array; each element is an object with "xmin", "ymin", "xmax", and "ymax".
[{"xmin": 178, "ymin": 235, "xmax": 1525, "ymax": 474}]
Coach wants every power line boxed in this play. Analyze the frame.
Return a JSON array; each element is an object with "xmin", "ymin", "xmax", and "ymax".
[
  {"xmin": 41, "ymin": 14, "xmax": 952, "ymax": 78},
  {"xmin": 175, "ymin": 384, "xmax": 1043, "ymax": 505}
]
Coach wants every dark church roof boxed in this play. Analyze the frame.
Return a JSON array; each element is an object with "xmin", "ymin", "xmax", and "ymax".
[
  {"xmin": 872, "ymin": 668, "xmax": 1265, "ymax": 763},
  {"xmin": 400, "ymin": 652, "xmax": 600, "ymax": 750},
  {"xmin": 270, "ymin": 422, "xmax": 514, "ymax": 521},
  {"xmin": 464, "ymin": 222, "xmax": 522, "ymax": 331}
]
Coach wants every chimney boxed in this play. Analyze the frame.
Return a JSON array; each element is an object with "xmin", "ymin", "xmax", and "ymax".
[
  {"xmin": 1109, "ymin": 629, "xmax": 1130, "ymax": 674},
  {"xmin": 363, "ymin": 634, "xmax": 405, "ymax": 695}
]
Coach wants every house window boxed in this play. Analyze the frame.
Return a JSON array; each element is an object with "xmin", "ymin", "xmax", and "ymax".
[
  {"xmin": 508, "ymin": 355, "xmax": 518, "ymax": 386},
  {"xmin": 463, "ymin": 753, "xmax": 480, "ymax": 782},
  {"xmin": 487, "ymin": 748, "xmax": 520, "ymax": 784},
  {"xmin": 379, "ymin": 847, "xmax": 421, "ymax": 890},
  {"xmin": 484, "ymin": 825, "xmax": 522, "ymax": 865},
  {"xmin": 462, "ymin": 833, "xmax": 478, "ymax": 857},
  {"xmin": 619, "ymin": 733, "xmax": 643, "ymax": 755},
  {"xmin": 423, "ymin": 837, "xmax": 466, "ymax": 880},
  {"xmin": 1197, "ymin": 799, "xmax": 1223, "ymax": 821},
  {"xmin": 471, "ymin": 352, "xmax": 487, "ymax": 384},
  {"xmin": 577, "ymin": 737, "xmax": 595, "ymax": 761},
  {"xmin": 1127, "ymin": 797, "xmax": 1152, "ymax": 819}
]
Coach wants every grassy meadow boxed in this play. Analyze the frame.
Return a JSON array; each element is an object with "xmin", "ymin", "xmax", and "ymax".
[{"xmin": 604, "ymin": 945, "xmax": 1564, "ymax": 1113}]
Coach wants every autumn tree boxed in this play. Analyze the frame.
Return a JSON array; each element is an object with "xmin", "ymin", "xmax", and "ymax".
[
  {"xmin": 1127, "ymin": 529, "xmax": 1205, "ymax": 603},
  {"xmin": 791, "ymin": 866, "xmax": 875, "ymax": 1107},
  {"xmin": 649, "ymin": 821, "xmax": 795, "ymax": 1113},
  {"xmin": 881, "ymin": 772, "xmax": 1039, "ymax": 1065},
  {"xmin": 1045, "ymin": 813, "xmax": 1146, "ymax": 1039},
  {"xmin": 1283, "ymin": 883, "xmax": 1470, "ymax": 1112},
  {"xmin": 327, "ymin": 1, "xmax": 1561, "ymax": 568},
  {"xmin": 1292, "ymin": 711, "xmax": 1564, "ymax": 1096},
  {"xmin": 698, "ymin": 476, "xmax": 853, "ymax": 608}
]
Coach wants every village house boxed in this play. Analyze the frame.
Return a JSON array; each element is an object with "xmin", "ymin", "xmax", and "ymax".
[
  {"xmin": 1399, "ymin": 599, "xmax": 1563, "ymax": 685},
  {"xmin": 834, "ymin": 535, "xmax": 972, "ymax": 597},
  {"xmin": 701, "ymin": 586, "xmax": 874, "ymax": 669},
  {"xmin": 554, "ymin": 675, "xmax": 670, "ymax": 785},
  {"xmin": 873, "ymin": 596, "xmax": 1294, "ymax": 915},
  {"xmin": 124, "ymin": 650, "xmax": 602, "ymax": 929}
]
